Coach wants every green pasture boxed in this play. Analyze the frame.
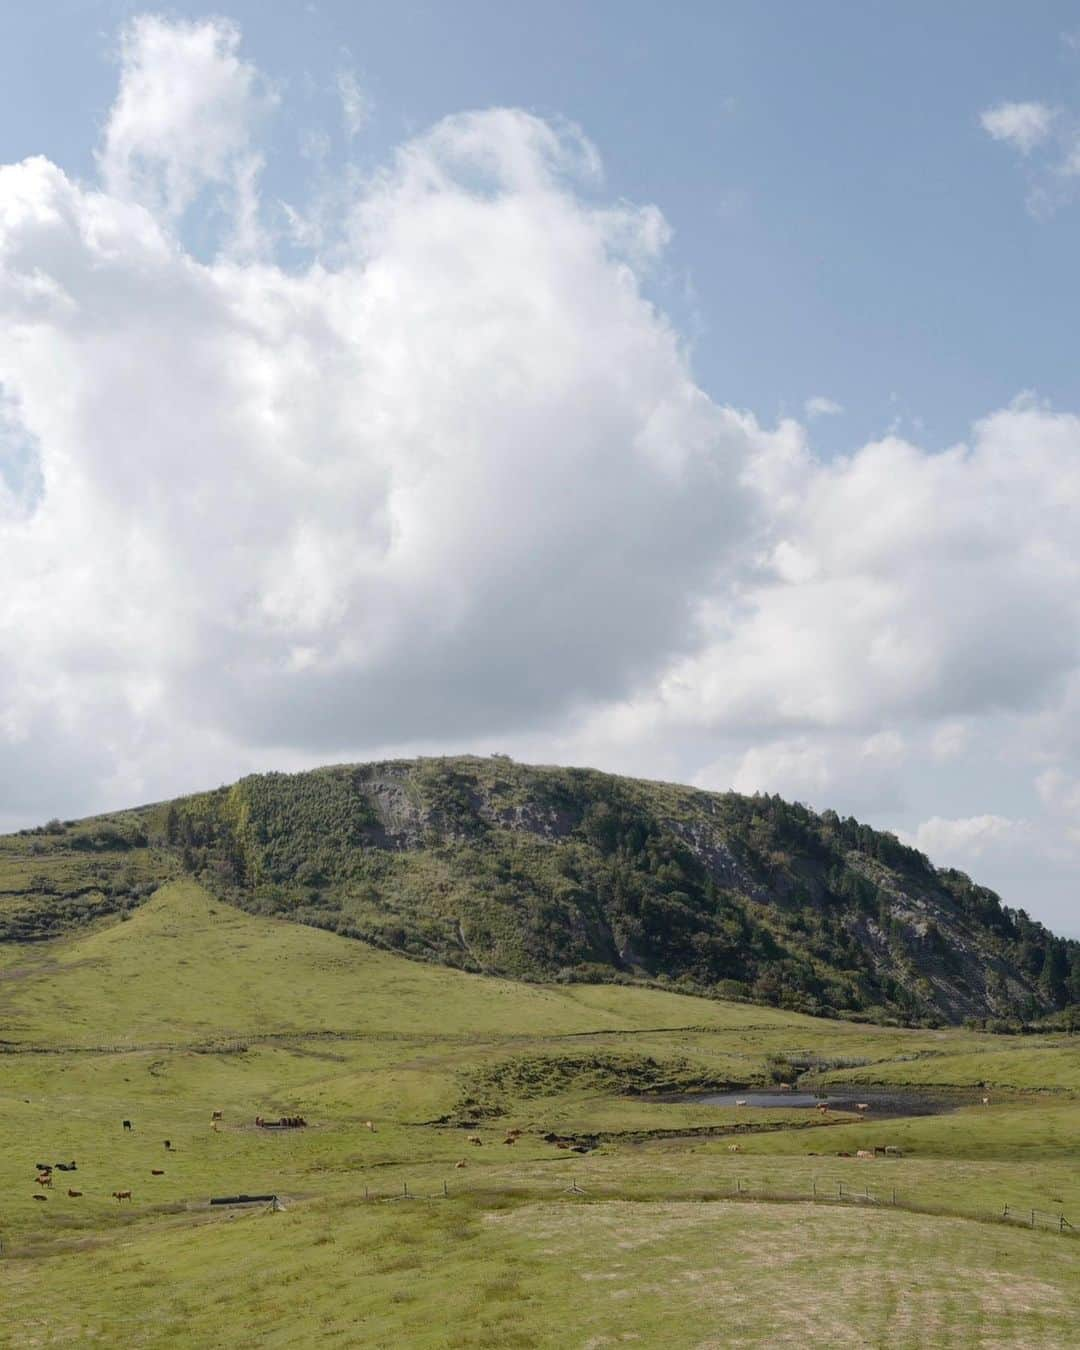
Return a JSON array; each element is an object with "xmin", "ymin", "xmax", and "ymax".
[{"xmin": 2, "ymin": 881, "xmax": 1079, "ymax": 1347}]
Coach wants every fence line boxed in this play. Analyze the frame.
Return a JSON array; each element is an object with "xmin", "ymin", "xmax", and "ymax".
[
  {"xmin": 1001, "ymin": 1203, "xmax": 1074, "ymax": 1234},
  {"xmin": 346, "ymin": 1176, "xmax": 1076, "ymax": 1239}
]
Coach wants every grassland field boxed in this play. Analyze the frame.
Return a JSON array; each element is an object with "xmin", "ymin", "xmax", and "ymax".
[{"xmin": 2, "ymin": 881, "xmax": 1079, "ymax": 1347}]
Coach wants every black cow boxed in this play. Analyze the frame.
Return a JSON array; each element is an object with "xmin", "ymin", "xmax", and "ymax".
[{"xmin": 123, "ymin": 1120, "xmax": 133, "ymax": 1131}]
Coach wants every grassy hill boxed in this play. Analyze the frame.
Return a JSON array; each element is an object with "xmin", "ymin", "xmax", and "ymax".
[
  {"xmin": 4, "ymin": 756, "xmax": 1076, "ymax": 1025},
  {"xmin": 2, "ymin": 880, "xmax": 1080, "ymax": 1346}
]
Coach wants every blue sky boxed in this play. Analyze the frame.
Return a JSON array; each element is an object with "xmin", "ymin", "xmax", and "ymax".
[{"xmin": 1, "ymin": 3, "xmax": 1080, "ymax": 934}]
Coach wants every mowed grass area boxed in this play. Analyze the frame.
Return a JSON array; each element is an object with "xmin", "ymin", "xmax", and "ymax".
[
  {"xmin": 6, "ymin": 1196, "xmax": 1080, "ymax": 1348},
  {"xmin": 3, "ymin": 881, "xmax": 1080, "ymax": 1347}
]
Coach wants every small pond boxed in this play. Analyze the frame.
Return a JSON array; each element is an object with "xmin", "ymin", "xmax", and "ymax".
[{"xmin": 684, "ymin": 1086, "xmax": 968, "ymax": 1118}]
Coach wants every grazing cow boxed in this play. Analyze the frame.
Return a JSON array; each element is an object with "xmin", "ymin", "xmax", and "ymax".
[
  {"xmin": 816, "ymin": 1103, "xmax": 829, "ymax": 1113},
  {"xmin": 210, "ymin": 1121, "xmax": 220, "ymax": 1132},
  {"xmin": 364, "ymin": 1120, "xmax": 376, "ymax": 1132},
  {"xmin": 55, "ymin": 1161, "xmax": 77, "ymax": 1172},
  {"xmin": 507, "ymin": 1128, "xmax": 522, "ymax": 1138},
  {"xmin": 36, "ymin": 1173, "xmax": 52, "ymax": 1188},
  {"xmin": 164, "ymin": 1141, "xmax": 172, "ymax": 1150},
  {"xmin": 151, "ymin": 1169, "xmax": 165, "ymax": 1176},
  {"xmin": 35, "ymin": 1163, "xmax": 52, "ymax": 1173},
  {"xmin": 112, "ymin": 1191, "xmax": 132, "ymax": 1203},
  {"xmin": 455, "ymin": 1160, "xmax": 466, "ymax": 1169},
  {"xmin": 67, "ymin": 1188, "xmax": 82, "ymax": 1198},
  {"xmin": 856, "ymin": 1150, "xmax": 875, "ymax": 1160},
  {"xmin": 211, "ymin": 1110, "xmax": 223, "ymax": 1121},
  {"xmin": 873, "ymin": 1146, "xmax": 887, "ymax": 1156},
  {"xmin": 735, "ymin": 1099, "xmax": 748, "ymax": 1107},
  {"xmin": 884, "ymin": 1146, "xmax": 902, "ymax": 1156},
  {"xmin": 33, "ymin": 1193, "xmax": 47, "ymax": 1201},
  {"xmin": 836, "ymin": 1151, "xmax": 852, "ymax": 1157},
  {"xmin": 503, "ymin": 1136, "xmax": 516, "ymax": 1145},
  {"xmin": 122, "ymin": 1120, "xmax": 133, "ymax": 1131},
  {"xmin": 467, "ymin": 1135, "xmax": 482, "ymax": 1146},
  {"xmin": 856, "ymin": 1103, "xmax": 870, "ymax": 1112},
  {"xmin": 728, "ymin": 1144, "xmax": 742, "ymax": 1153}
]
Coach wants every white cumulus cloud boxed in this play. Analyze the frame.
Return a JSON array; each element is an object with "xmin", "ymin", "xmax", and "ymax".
[
  {"xmin": 903, "ymin": 814, "xmax": 1022, "ymax": 864},
  {"xmin": 98, "ymin": 15, "xmax": 276, "ymax": 249},
  {"xmin": 980, "ymin": 101, "xmax": 1056, "ymax": 153},
  {"xmin": 804, "ymin": 395, "xmax": 843, "ymax": 420}
]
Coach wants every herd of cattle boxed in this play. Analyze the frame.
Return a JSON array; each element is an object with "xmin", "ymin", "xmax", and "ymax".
[
  {"xmin": 28, "ymin": 1111, "xmax": 293, "ymax": 1204},
  {"xmin": 32, "ymin": 1160, "xmax": 134, "ymax": 1203},
  {"xmin": 26, "ymin": 1094, "xmax": 928, "ymax": 1208}
]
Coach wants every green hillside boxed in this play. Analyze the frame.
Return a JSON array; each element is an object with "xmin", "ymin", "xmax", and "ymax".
[
  {"xmin": 4, "ymin": 757, "xmax": 1077, "ymax": 1027},
  {"xmin": 8, "ymin": 756, "xmax": 1080, "ymax": 1026},
  {"xmin": 4, "ymin": 756, "xmax": 1074, "ymax": 1026}
]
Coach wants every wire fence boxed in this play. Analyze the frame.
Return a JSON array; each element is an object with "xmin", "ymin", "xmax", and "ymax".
[{"xmin": 343, "ymin": 1175, "xmax": 1076, "ymax": 1239}]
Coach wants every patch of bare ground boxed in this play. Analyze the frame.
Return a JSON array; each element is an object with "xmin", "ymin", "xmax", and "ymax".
[{"xmin": 489, "ymin": 1201, "xmax": 1080, "ymax": 1348}]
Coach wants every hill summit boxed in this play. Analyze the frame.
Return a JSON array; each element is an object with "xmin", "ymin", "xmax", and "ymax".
[{"xmin": 5, "ymin": 756, "xmax": 1076, "ymax": 1025}]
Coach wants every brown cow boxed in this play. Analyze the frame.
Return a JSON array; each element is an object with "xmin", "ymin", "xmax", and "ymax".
[
  {"xmin": 67, "ymin": 1188, "xmax": 83, "ymax": 1197},
  {"xmin": 503, "ymin": 1136, "xmax": 516, "ymax": 1145},
  {"xmin": 112, "ymin": 1191, "xmax": 133, "ymax": 1202},
  {"xmin": 35, "ymin": 1173, "xmax": 52, "ymax": 1188}
]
